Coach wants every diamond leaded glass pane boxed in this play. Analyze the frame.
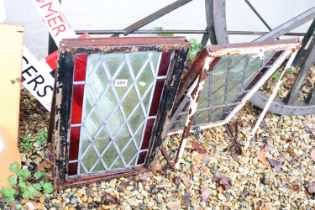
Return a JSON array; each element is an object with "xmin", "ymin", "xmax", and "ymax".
[
  {"xmin": 78, "ymin": 51, "xmax": 161, "ymax": 175},
  {"xmin": 169, "ymin": 49, "xmax": 283, "ymax": 132},
  {"xmin": 194, "ymin": 52, "xmax": 276, "ymax": 125}
]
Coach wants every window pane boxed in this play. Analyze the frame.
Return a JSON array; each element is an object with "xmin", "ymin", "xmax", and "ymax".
[
  {"xmin": 78, "ymin": 51, "xmax": 161, "ymax": 174},
  {"xmin": 168, "ymin": 39, "xmax": 298, "ymax": 134},
  {"xmin": 196, "ymin": 51, "xmax": 280, "ymax": 123}
]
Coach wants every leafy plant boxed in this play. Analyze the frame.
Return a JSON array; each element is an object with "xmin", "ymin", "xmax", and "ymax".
[
  {"xmin": 17, "ymin": 168, "xmax": 31, "ymax": 181},
  {"xmin": 19, "ymin": 130, "xmax": 48, "ymax": 152},
  {"xmin": 0, "ymin": 162, "xmax": 54, "ymax": 208},
  {"xmin": 271, "ymin": 68, "xmax": 293, "ymax": 83},
  {"xmin": 20, "ymin": 134, "xmax": 33, "ymax": 152},
  {"xmin": 0, "ymin": 187, "xmax": 18, "ymax": 204},
  {"xmin": 188, "ymin": 38, "xmax": 202, "ymax": 61},
  {"xmin": 10, "ymin": 162, "xmax": 20, "ymax": 173},
  {"xmin": 42, "ymin": 181, "xmax": 54, "ymax": 194},
  {"xmin": 153, "ymin": 27, "xmax": 203, "ymax": 61},
  {"xmin": 154, "ymin": 26, "xmax": 174, "ymax": 37},
  {"xmin": 8, "ymin": 175, "xmax": 17, "ymax": 186},
  {"xmin": 34, "ymin": 171, "xmax": 47, "ymax": 180},
  {"xmin": 286, "ymin": 67, "xmax": 293, "ymax": 75},
  {"xmin": 36, "ymin": 130, "xmax": 48, "ymax": 147},
  {"xmin": 33, "ymin": 183, "xmax": 42, "ymax": 191},
  {"xmin": 15, "ymin": 204, "xmax": 22, "ymax": 210},
  {"xmin": 18, "ymin": 180, "xmax": 28, "ymax": 192}
]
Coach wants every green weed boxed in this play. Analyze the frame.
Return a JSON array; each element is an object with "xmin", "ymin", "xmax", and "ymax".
[{"xmin": 0, "ymin": 162, "xmax": 53, "ymax": 208}]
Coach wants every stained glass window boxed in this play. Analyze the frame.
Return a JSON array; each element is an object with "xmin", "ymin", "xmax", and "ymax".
[{"xmin": 51, "ymin": 37, "xmax": 188, "ymax": 187}]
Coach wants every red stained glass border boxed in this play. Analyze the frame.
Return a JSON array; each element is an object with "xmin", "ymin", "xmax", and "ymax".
[
  {"xmin": 149, "ymin": 79, "xmax": 165, "ymax": 116},
  {"xmin": 158, "ymin": 52, "xmax": 171, "ymax": 76},
  {"xmin": 68, "ymin": 162, "xmax": 78, "ymax": 176},
  {"xmin": 70, "ymin": 85, "xmax": 85, "ymax": 124},
  {"xmin": 141, "ymin": 118, "xmax": 155, "ymax": 150},
  {"xmin": 74, "ymin": 54, "xmax": 87, "ymax": 81},
  {"xmin": 69, "ymin": 127, "xmax": 81, "ymax": 161},
  {"xmin": 137, "ymin": 151, "xmax": 147, "ymax": 165}
]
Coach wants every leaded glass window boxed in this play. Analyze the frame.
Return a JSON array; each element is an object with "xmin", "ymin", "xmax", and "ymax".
[
  {"xmin": 168, "ymin": 39, "xmax": 300, "ymax": 132},
  {"xmin": 51, "ymin": 37, "xmax": 188, "ymax": 188}
]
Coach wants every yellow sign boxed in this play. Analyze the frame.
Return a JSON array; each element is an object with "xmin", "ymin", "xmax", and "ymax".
[{"xmin": 0, "ymin": 23, "xmax": 24, "ymax": 142}]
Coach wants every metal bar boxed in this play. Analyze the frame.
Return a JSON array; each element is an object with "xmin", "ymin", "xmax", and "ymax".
[
  {"xmin": 306, "ymin": 87, "xmax": 315, "ymax": 104},
  {"xmin": 75, "ymin": 29, "xmax": 309, "ymax": 36},
  {"xmin": 245, "ymin": 51, "xmax": 297, "ymax": 149},
  {"xmin": 207, "ymin": 71, "xmax": 212, "ymax": 122},
  {"xmin": 254, "ymin": 7, "xmax": 315, "ymax": 41},
  {"xmin": 174, "ymin": 76, "xmax": 203, "ymax": 169},
  {"xmin": 293, "ymin": 18, "xmax": 315, "ymax": 64},
  {"xmin": 171, "ymin": 101, "xmax": 242, "ymax": 116},
  {"xmin": 243, "ymin": 0, "xmax": 272, "ymax": 31},
  {"xmin": 285, "ymin": 36, "xmax": 315, "ymax": 104},
  {"xmin": 166, "ymin": 96, "xmax": 190, "ymax": 132},
  {"xmin": 161, "ymin": 147, "xmax": 175, "ymax": 169},
  {"xmin": 201, "ymin": 27, "xmax": 210, "ymax": 46},
  {"xmin": 212, "ymin": 0, "xmax": 229, "ymax": 44},
  {"xmin": 204, "ymin": 0, "xmax": 218, "ymax": 44},
  {"xmin": 252, "ymin": 91, "xmax": 315, "ymax": 115},
  {"xmin": 223, "ymin": 58, "xmax": 232, "ymax": 113},
  {"xmin": 245, "ymin": 65, "xmax": 288, "ymax": 149},
  {"xmin": 122, "ymin": 0, "xmax": 192, "ymax": 35},
  {"xmin": 240, "ymin": 56, "xmax": 250, "ymax": 90},
  {"xmin": 76, "ymin": 29, "xmax": 205, "ymax": 34},
  {"xmin": 173, "ymin": 56, "xmax": 212, "ymax": 169},
  {"xmin": 229, "ymin": 31, "xmax": 309, "ymax": 36},
  {"xmin": 201, "ymin": 0, "xmax": 215, "ymax": 46}
]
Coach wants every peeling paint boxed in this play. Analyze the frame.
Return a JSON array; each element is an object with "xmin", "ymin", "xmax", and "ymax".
[{"xmin": 49, "ymin": 36, "xmax": 188, "ymax": 189}]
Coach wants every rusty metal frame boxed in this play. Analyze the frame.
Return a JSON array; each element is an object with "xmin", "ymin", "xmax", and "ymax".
[
  {"xmin": 166, "ymin": 39, "xmax": 300, "ymax": 168},
  {"xmin": 49, "ymin": 36, "xmax": 188, "ymax": 188},
  {"xmin": 168, "ymin": 39, "xmax": 300, "ymax": 135}
]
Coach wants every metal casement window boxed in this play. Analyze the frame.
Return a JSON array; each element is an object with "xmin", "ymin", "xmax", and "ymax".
[
  {"xmin": 168, "ymin": 39, "xmax": 300, "ymax": 133},
  {"xmin": 50, "ymin": 37, "xmax": 188, "ymax": 188}
]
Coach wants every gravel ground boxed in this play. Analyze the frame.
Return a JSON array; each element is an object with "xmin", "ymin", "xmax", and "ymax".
[{"xmin": 2, "ymin": 67, "xmax": 315, "ymax": 209}]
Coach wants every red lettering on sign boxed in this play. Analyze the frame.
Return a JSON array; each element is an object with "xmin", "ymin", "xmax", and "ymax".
[
  {"xmin": 35, "ymin": 0, "xmax": 68, "ymax": 37},
  {"xmin": 53, "ymin": 24, "xmax": 66, "ymax": 37},
  {"xmin": 47, "ymin": 15, "xmax": 62, "ymax": 27},
  {"xmin": 40, "ymin": 2, "xmax": 57, "ymax": 18}
]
